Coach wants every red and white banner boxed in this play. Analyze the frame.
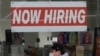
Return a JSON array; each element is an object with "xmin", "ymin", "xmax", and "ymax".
[{"xmin": 11, "ymin": 1, "xmax": 87, "ymax": 32}]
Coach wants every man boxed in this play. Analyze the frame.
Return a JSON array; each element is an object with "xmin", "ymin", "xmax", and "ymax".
[{"xmin": 49, "ymin": 44, "xmax": 69, "ymax": 56}]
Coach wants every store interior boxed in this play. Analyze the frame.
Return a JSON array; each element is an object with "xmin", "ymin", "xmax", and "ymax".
[{"xmin": 10, "ymin": 30, "xmax": 94, "ymax": 56}]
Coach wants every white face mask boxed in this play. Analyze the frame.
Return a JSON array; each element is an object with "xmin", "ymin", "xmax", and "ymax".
[
  {"xmin": 62, "ymin": 52, "xmax": 69, "ymax": 56},
  {"xmin": 49, "ymin": 53, "xmax": 53, "ymax": 56}
]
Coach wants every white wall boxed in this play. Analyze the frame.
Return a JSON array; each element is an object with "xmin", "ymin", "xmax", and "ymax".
[
  {"xmin": 24, "ymin": 32, "xmax": 38, "ymax": 47},
  {"xmin": 0, "ymin": 20, "xmax": 11, "ymax": 42},
  {"xmin": 0, "ymin": 26, "xmax": 3, "ymax": 42},
  {"xmin": 39, "ymin": 32, "xmax": 52, "ymax": 48}
]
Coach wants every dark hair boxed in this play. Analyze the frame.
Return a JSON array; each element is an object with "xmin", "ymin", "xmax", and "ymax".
[{"xmin": 51, "ymin": 43, "xmax": 64, "ymax": 54}]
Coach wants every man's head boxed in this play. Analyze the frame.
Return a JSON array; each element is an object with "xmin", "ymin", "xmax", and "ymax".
[{"xmin": 51, "ymin": 44, "xmax": 64, "ymax": 56}]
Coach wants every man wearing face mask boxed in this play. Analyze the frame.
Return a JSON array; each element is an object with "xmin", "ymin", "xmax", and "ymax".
[{"xmin": 49, "ymin": 44, "xmax": 69, "ymax": 56}]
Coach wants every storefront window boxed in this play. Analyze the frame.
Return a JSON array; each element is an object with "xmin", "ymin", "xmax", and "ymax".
[{"xmin": 0, "ymin": 0, "xmax": 100, "ymax": 56}]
